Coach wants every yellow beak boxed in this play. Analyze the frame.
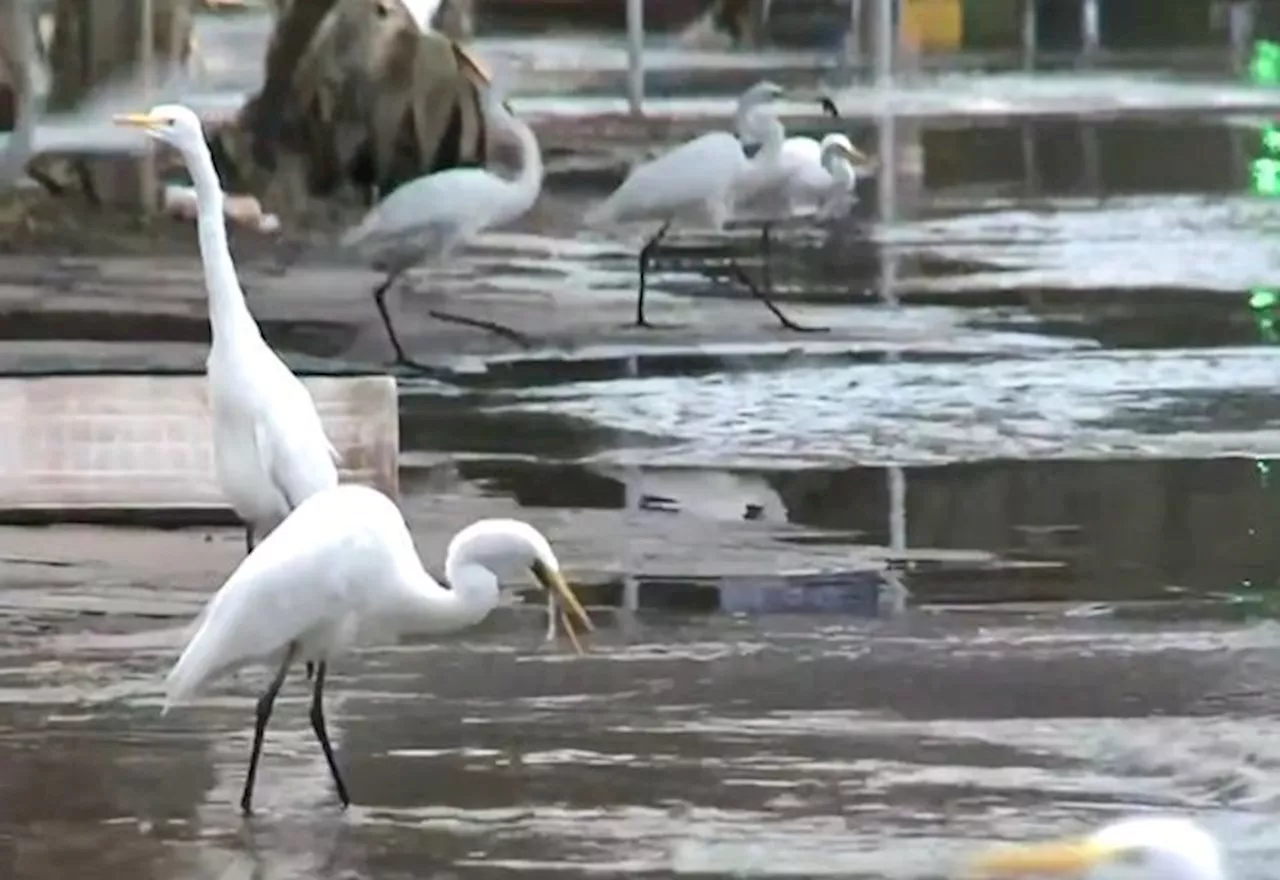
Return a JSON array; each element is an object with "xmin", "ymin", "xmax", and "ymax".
[
  {"xmin": 967, "ymin": 838, "xmax": 1119, "ymax": 878},
  {"xmin": 112, "ymin": 112, "xmax": 161, "ymax": 131},
  {"xmin": 454, "ymin": 42, "xmax": 492, "ymax": 84},
  {"xmin": 841, "ymin": 143, "xmax": 874, "ymax": 168},
  {"xmin": 531, "ymin": 559, "xmax": 594, "ymax": 654}
]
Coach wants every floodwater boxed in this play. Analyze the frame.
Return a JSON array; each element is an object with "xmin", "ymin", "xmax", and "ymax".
[{"xmin": 8, "ymin": 49, "xmax": 1280, "ymax": 880}]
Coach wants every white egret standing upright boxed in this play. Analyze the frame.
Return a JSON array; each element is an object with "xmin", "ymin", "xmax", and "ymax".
[
  {"xmin": 340, "ymin": 87, "xmax": 544, "ymax": 368},
  {"xmin": 730, "ymin": 97, "xmax": 876, "ymax": 296},
  {"xmin": 966, "ymin": 817, "xmax": 1226, "ymax": 880},
  {"xmin": 585, "ymin": 80, "xmax": 826, "ymax": 332},
  {"xmin": 112, "ymin": 107, "xmax": 339, "ymax": 555},
  {"xmin": 163, "ymin": 483, "xmax": 594, "ymax": 814}
]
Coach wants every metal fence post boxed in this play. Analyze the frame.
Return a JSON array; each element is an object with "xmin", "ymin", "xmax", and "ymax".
[{"xmin": 626, "ymin": 0, "xmax": 644, "ymax": 116}]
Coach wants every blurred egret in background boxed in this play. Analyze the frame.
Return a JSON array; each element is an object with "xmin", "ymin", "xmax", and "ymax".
[
  {"xmin": 585, "ymin": 80, "xmax": 828, "ymax": 332},
  {"xmin": 730, "ymin": 96, "xmax": 876, "ymax": 296},
  {"xmin": 340, "ymin": 84, "xmax": 544, "ymax": 368}
]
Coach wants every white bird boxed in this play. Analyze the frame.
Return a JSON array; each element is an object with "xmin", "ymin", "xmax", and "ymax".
[
  {"xmin": 164, "ymin": 483, "xmax": 594, "ymax": 814},
  {"xmin": 585, "ymin": 80, "xmax": 827, "ymax": 333},
  {"xmin": 967, "ymin": 816, "xmax": 1226, "ymax": 880},
  {"xmin": 730, "ymin": 99, "xmax": 874, "ymax": 296},
  {"xmin": 112, "ymin": 106, "xmax": 339, "ymax": 554},
  {"xmin": 340, "ymin": 87, "xmax": 544, "ymax": 369},
  {"xmin": 400, "ymin": 0, "xmax": 443, "ymax": 33}
]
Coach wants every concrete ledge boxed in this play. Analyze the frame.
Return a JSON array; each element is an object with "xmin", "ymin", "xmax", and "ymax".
[{"xmin": 0, "ymin": 374, "xmax": 398, "ymax": 519}]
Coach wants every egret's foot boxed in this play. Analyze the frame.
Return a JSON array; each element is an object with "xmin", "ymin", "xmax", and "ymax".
[
  {"xmin": 726, "ymin": 262, "xmax": 830, "ymax": 334},
  {"xmin": 388, "ymin": 355, "xmax": 448, "ymax": 379},
  {"xmin": 427, "ymin": 309, "xmax": 534, "ymax": 348},
  {"xmin": 629, "ymin": 318, "xmax": 687, "ymax": 330}
]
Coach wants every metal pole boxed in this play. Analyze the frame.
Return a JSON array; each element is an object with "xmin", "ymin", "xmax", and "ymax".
[
  {"xmin": 139, "ymin": 0, "xmax": 155, "ymax": 214},
  {"xmin": 1021, "ymin": 0, "xmax": 1038, "ymax": 71},
  {"xmin": 1229, "ymin": 1, "xmax": 1257, "ymax": 76},
  {"xmin": 1080, "ymin": 0, "xmax": 1100, "ymax": 65},
  {"xmin": 874, "ymin": 0, "xmax": 894, "ymax": 86},
  {"xmin": 848, "ymin": 0, "xmax": 863, "ymax": 74},
  {"xmin": 626, "ymin": 0, "xmax": 644, "ymax": 116}
]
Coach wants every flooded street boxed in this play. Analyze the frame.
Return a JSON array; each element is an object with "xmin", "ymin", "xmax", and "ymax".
[{"xmin": 7, "ymin": 20, "xmax": 1280, "ymax": 875}]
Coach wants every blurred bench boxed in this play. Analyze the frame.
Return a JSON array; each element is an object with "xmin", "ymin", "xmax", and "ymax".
[{"xmin": 0, "ymin": 374, "xmax": 398, "ymax": 522}]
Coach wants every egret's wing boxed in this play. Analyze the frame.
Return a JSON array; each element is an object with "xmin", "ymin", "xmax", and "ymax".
[
  {"xmin": 587, "ymin": 131, "xmax": 744, "ymax": 226},
  {"xmin": 253, "ymin": 364, "xmax": 341, "ymax": 512},
  {"xmin": 164, "ymin": 489, "xmax": 381, "ymax": 708},
  {"xmin": 341, "ymin": 168, "xmax": 505, "ymax": 251}
]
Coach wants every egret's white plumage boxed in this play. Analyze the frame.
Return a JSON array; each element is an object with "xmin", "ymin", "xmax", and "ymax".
[
  {"xmin": 165, "ymin": 483, "xmax": 592, "ymax": 813},
  {"xmin": 341, "ymin": 91, "xmax": 544, "ymax": 365},
  {"xmin": 732, "ymin": 132, "xmax": 870, "ymax": 226},
  {"xmin": 585, "ymin": 80, "xmax": 823, "ymax": 332},
  {"xmin": 400, "ymin": 0, "xmax": 443, "ymax": 32},
  {"xmin": 112, "ymin": 106, "xmax": 339, "ymax": 551},
  {"xmin": 968, "ymin": 817, "xmax": 1226, "ymax": 880}
]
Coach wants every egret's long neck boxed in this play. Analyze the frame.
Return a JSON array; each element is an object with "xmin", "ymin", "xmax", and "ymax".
[
  {"xmin": 821, "ymin": 145, "xmax": 857, "ymax": 188},
  {"xmin": 735, "ymin": 106, "xmax": 785, "ymax": 158},
  {"xmin": 508, "ymin": 118, "xmax": 544, "ymax": 214},
  {"xmin": 184, "ymin": 141, "xmax": 259, "ymax": 344},
  {"xmin": 489, "ymin": 112, "xmax": 544, "ymax": 226},
  {"xmin": 397, "ymin": 558, "xmax": 500, "ymax": 634}
]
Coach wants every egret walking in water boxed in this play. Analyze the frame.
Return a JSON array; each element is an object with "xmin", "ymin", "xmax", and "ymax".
[
  {"xmin": 113, "ymin": 106, "xmax": 339, "ymax": 554},
  {"xmin": 340, "ymin": 87, "xmax": 544, "ymax": 369},
  {"xmin": 164, "ymin": 483, "xmax": 593, "ymax": 814},
  {"xmin": 731, "ymin": 98, "xmax": 875, "ymax": 296},
  {"xmin": 967, "ymin": 817, "xmax": 1225, "ymax": 880},
  {"xmin": 585, "ymin": 80, "xmax": 827, "ymax": 332}
]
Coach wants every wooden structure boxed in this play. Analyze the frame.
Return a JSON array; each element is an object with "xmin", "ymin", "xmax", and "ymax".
[{"xmin": 0, "ymin": 375, "xmax": 399, "ymax": 519}]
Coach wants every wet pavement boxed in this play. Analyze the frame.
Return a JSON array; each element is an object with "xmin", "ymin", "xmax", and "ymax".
[{"xmin": 7, "ymin": 25, "xmax": 1280, "ymax": 878}]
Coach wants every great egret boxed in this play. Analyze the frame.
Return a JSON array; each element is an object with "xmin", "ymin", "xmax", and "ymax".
[
  {"xmin": 339, "ymin": 88, "xmax": 544, "ymax": 369},
  {"xmin": 585, "ymin": 80, "xmax": 826, "ymax": 332},
  {"xmin": 967, "ymin": 817, "xmax": 1225, "ymax": 880},
  {"xmin": 164, "ymin": 483, "xmax": 594, "ymax": 815},
  {"xmin": 730, "ymin": 98, "xmax": 875, "ymax": 296},
  {"xmin": 112, "ymin": 106, "xmax": 339, "ymax": 554}
]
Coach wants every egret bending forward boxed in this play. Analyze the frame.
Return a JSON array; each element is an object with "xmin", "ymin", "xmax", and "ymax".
[
  {"xmin": 586, "ymin": 81, "xmax": 826, "ymax": 332},
  {"xmin": 968, "ymin": 816, "xmax": 1225, "ymax": 880},
  {"xmin": 340, "ymin": 89, "xmax": 544, "ymax": 368},
  {"xmin": 113, "ymin": 106, "xmax": 339, "ymax": 554},
  {"xmin": 164, "ymin": 484, "xmax": 593, "ymax": 814},
  {"xmin": 731, "ymin": 98, "xmax": 874, "ymax": 297}
]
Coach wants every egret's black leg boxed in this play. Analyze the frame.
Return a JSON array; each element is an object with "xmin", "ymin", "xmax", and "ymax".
[
  {"xmin": 635, "ymin": 221, "xmax": 672, "ymax": 328},
  {"xmin": 244, "ymin": 526, "xmax": 255, "ymax": 555},
  {"xmin": 309, "ymin": 661, "xmax": 351, "ymax": 808},
  {"xmin": 726, "ymin": 262, "xmax": 828, "ymax": 333},
  {"xmin": 372, "ymin": 272, "xmax": 435, "ymax": 371},
  {"xmin": 305, "ymin": 662, "xmax": 315, "ymax": 681},
  {"xmin": 760, "ymin": 224, "xmax": 775, "ymax": 296},
  {"xmin": 241, "ymin": 643, "xmax": 296, "ymax": 815},
  {"xmin": 426, "ymin": 309, "xmax": 534, "ymax": 348}
]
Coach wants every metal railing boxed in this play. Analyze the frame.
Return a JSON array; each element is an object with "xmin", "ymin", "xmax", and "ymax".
[{"xmin": 621, "ymin": 0, "xmax": 1263, "ymax": 116}]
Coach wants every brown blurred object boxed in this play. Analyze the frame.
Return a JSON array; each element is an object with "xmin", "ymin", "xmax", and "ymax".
[{"xmin": 212, "ymin": 0, "xmax": 487, "ymax": 225}]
